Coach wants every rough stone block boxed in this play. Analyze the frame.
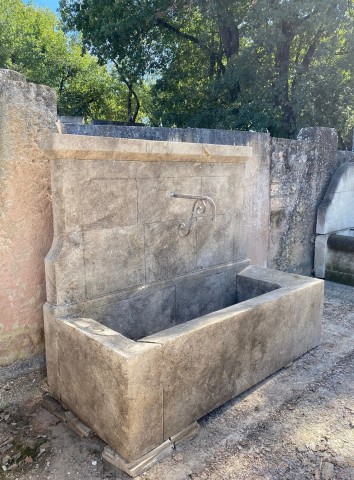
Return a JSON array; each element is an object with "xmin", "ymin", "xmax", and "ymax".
[{"xmin": 0, "ymin": 70, "xmax": 56, "ymax": 366}]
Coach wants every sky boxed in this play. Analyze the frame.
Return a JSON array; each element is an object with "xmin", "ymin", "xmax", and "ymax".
[{"xmin": 25, "ymin": 0, "xmax": 59, "ymax": 13}]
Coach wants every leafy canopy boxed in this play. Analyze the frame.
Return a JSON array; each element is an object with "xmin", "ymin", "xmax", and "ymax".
[
  {"xmin": 64, "ymin": 1, "xmax": 354, "ymax": 144},
  {"xmin": 0, "ymin": 0, "xmax": 139, "ymax": 120}
]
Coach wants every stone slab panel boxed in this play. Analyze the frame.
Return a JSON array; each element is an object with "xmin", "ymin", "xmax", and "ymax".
[
  {"xmin": 52, "ymin": 160, "xmax": 138, "ymax": 234},
  {"xmin": 43, "ymin": 133, "xmax": 253, "ymax": 163},
  {"xmin": 50, "ymin": 317, "xmax": 163, "ymax": 462},
  {"xmin": 196, "ymin": 214, "xmax": 235, "ymax": 269},
  {"xmin": 102, "ymin": 440, "xmax": 173, "ymax": 478},
  {"xmin": 236, "ymin": 275, "xmax": 280, "ymax": 303},
  {"xmin": 91, "ymin": 286, "xmax": 176, "ymax": 340},
  {"xmin": 45, "ymin": 232, "xmax": 85, "ymax": 304},
  {"xmin": 81, "ymin": 178, "xmax": 137, "ymax": 229},
  {"xmin": 314, "ymin": 234, "xmax": 329, "ymax": 279},
  {"xmin": 138, "ymin": 177, "xmax": 202, "ymax": 223},
  {"xmin": 201, "ymin": 176, "xmax": 237, "ymax": 214},
  {"xmin": 83, "ymin": 226, "xmax": 144, "ymax": 298},
  {"xmin": 145, "ymin": 221, "xmax": 197, "ymax": 283},
  {"xmin": 175, "ymin": 270, "xmax": 237, "ymax": 324},
  {"xmin": 137, "ymin": 161, "xmax": 203, "ymax": 179}
]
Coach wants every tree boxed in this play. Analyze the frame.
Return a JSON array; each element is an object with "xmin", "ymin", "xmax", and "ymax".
[
  {"xmin": 61, "ymin": 0, "xmax": 354, "ymax": 145},
  {"xmin": 0, "ymin": 0, "xmax": 134, "ymax": 121}
]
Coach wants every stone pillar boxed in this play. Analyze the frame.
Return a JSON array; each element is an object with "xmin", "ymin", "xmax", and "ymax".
[
  {"xmin": 269, "ymin": 127, "xmax": 339, "ymax": 275},
  {"xmin": 0, "ymin": 69, "xmax": 57, "ymax": 366}
]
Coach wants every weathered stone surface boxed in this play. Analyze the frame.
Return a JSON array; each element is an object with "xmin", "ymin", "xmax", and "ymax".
[
  {"xmin": 141, "ymin": 266, "xmax": 323, "ymax": 440},
  {"xmin": 42, "ymin": 133, "xmax": 252, "ymax": 163},
  {"xmin": 81, "ymin": 178, "xmax": 138, "ymax": 229},
  {"xmin": 93, "ymin": 286, "xmax": 176, "ymax": 340},
  {"xmin": 196, "ymin": 215, "xmax": 235, "ymax": 268},
  {"xmin": 314, "ymin": 234, "xmax": 330, "ymax": 279},
  {"xmin": 0, "ymin": 70, "xmax": 56, "ymax": 366},
  {"xmin": 74, "ymin": 262, "xmax": 246, "ymax": 340},
  {"xmin": 201, "ymin": 175, "xmax": 237, "ymax": 214},
  {"xmin": 44, "ymin": 314, "xmax": 163, "ymax": 462},
  {"xmin": 169, "ymin": 422, "xmax": 200, "ymax": 446},
  {"xmin": 269, "ymin": 128, "xmax": 341, "ymax": 275},
  {"xmin": 175, "ymin": 270, "xmax": 237, "ymax": 324},
  {"xmin": 64, "ymin": 411, "xmax": 92, "ymax": 438},
  {"xmin": 236, "ymin": 275, "xmax": 279, "ymax": 302},
  {"xmin": 314, "ymin": 161, "xmax": 354, "ymax": 284},
  {"xmin": 0, "ymin": 69, "xmax": 26, "ymax": 82},
  {"xmin": 102, "ymin": 440, "xmax": 174, "ymax": 478},
  {"xmin": 44, "ymin": 138, "xmax": 254, "ymax": 306},
  {"xmin": 46, "ymin": 232, "xmax": 86, "ymax": 305},
  {"xmin": 325, "ymin": 234, "xmax": 354, "ymax": 286},
  {"xmin": 316, "ymin": 162, "xmax": 354, "ymax": 234},
  {"xmin": 138, "ymin": 176, "xmax": 202, "ymax": 223},
  {"xmin": 145, "ymin": 220, "xmax": 198, "ymax": 283},
  {"xmin": 84, "ymin": 226, "xmax": 145, "ymax": 297}
]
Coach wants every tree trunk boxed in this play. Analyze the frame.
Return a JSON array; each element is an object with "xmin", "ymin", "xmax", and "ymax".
[
  {"xmin": 274, "ymin": 21, "xmax": 296, "ymax": 137},
  {"xmin": 127, "ymin": 83, "xmax": 133, "ymax": 123}
]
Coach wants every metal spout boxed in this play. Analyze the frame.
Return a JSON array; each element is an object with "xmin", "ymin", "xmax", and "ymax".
[{"xmin": 169, "ymin": 192, "xmax": 216, "ymax": 237}]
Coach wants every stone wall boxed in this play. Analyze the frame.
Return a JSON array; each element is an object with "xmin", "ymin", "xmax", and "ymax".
[{"xmin": 0, "ymin": 70, "xmax": 56, "ymax": 365}]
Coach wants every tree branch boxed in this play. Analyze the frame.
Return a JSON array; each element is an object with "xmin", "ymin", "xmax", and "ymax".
[
  {"xmin": 155, "ymin": 17, "xmax": 200, "ymax": 46},
  {"xmin": 291, "ymin": 29, "xmax": 324, "ymax": 97},
  {"xmin": 131, "ymin": 87, "xmax": 140, "ymax": 123}
]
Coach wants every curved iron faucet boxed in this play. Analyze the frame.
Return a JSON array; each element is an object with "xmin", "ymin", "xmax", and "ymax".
[{"xmin": 169, "ymin": 192, "xmax": 216, "ymax": 237}]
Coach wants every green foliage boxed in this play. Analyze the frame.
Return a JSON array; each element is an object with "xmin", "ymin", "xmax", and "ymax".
[
  {"xmin": 0, "ymin": 0, "xmax": 134, "ymax": 120},
  {"xmin": 61, "ymin": 0, "xmax": 354, "ymax": 146}
]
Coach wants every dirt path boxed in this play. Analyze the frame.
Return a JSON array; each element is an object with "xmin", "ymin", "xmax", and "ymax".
[{"xmin": 1, "ymin": 280, "xmax": 353, "ymax": 480}]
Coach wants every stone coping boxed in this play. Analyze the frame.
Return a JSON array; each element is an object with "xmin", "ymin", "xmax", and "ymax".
[{"xmin": 41, "ymin": 133, "xmax": 253, "ymax": 163}]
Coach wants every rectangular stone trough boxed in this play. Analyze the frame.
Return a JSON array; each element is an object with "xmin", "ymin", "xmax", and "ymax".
[
  {"xmin": 44, "ymin": 266, "xmax": 322, "ymax": 475},
  {"xmin": 42, "ymin": 134, "xmax": 323, "ymax": 476}
]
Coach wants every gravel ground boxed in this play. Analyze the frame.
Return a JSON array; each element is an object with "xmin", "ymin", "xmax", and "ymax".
[{"xmin": 0, "ymin": 280, "xmax": 353, "ymax": 480}]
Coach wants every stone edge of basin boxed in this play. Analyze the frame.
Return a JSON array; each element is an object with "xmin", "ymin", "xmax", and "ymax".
[
  {"xmin": 41, "ymin": 133, "xmax": 253, "ymax": 163},
  {"xmin": 44, "ymin": 264, "xmax": 324, "ymax": 476}
]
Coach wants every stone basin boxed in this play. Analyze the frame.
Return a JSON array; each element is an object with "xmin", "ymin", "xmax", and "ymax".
[{"xmin": 44, "ymin": 265, "xmax": 322, "ymax": 474}]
